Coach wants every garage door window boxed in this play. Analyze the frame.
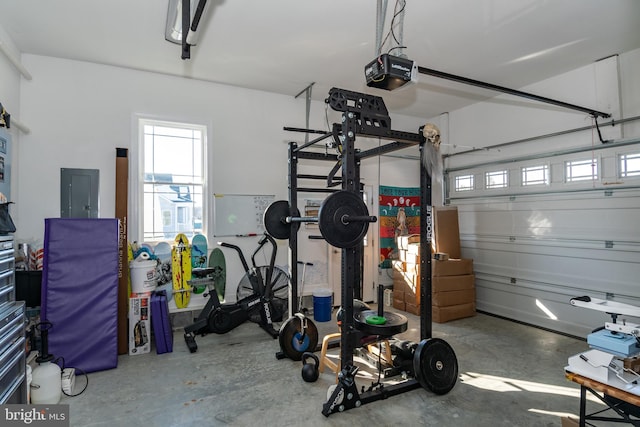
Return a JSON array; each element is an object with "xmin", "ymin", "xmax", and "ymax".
[
  {"xmin": 565, "ymin": 159, "xmax": 597, "ymax": 182},
  {"xmin": 485, "ymin": 170, "xmax": 508, "ymax": 189},
  {"xmin": 521, "ymin": 165, "xmax": 549, "ymax": 186},
  {"xmin": 455, "ymin": 174, "xmax": 474, "ymax": 192},
  {"xmin": 620, "ymin": 153, "xmax": 640, "ymax": 178}
]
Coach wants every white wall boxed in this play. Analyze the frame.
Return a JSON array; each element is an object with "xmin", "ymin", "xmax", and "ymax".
[
  {"xmin": 0, "ymin": 25, "xmax": 24, "ymax": 202},
  {"xmin": 16, "ymin": 54, "xmax": 311, "ymax": 290}
]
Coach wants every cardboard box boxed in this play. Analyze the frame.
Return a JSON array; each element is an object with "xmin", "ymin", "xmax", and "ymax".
[
  {"xmin": 393, "ymin": 297, "xmax": 406, "ymax": 312},
  {"xmin": 396, "ymin": 234, "xmax": 420, "ymax": 250},
  {"xmin": 392, "ymin": 259, "xmax": 419, "ymax": 276},
  {"xmin": 392, "ymin": 289, "xmax": 405, "ymax": 302},
  {"xmin": 392, "ymin": 260, "xmax": 406, "ymax": 273},
  {"xmin": 407, "ymin": 242, "xmax": 420, "ymax": 255},
  {"xmin": 624, "ymin": 355, "xmax": 640, "ymax": 373},
  {"xmin": 432, "ymin": 258, "xmax": 473, "ymax": 277},
  {"xmin": 399, "ymin": 250, "xmax": 420, "ymax": 265},
  {"xmin": 432, "ymin": 288, "xmax": 475, "ymax": 307},
  {"xmin": 393, "ymin": 270, "xmax": 419, "ymax": 296},
  {"xmin": 434, "ymin": 207, "xmax": 461, "ymax": 258},
  {"xmin": 405, "ymin": 301, "xmax": 420, "ymax": 316},
  {"xmin": 432, "ymin": 274, "xmax": 475, "ymax": 293},
  {"xmin": 405, "ymin": 291, "xmax": 419, "ymax": 306},
  {"xmin": 433, "ymin": 252, "xmax": 449, "ymax": 261},
  {"xmin": 403, "ymin": 252, "xmax": 420, "ymax": 266},
  {"xmin": 432, "ymin": 302, "xmax": 476, "ymax": 323},
  {"xmin": 129, "ymin": 295, "xmax": 151, "ymax": 355},
  {"xmin": 393, "ymin": 277, "xmax": 409, "ymax": 295},
  {"xmin": 405, "ymin": 261, "xmax": 419, "ymax": 275}
]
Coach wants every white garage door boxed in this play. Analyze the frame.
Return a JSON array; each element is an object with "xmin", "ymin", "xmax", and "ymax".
[{"xmin": 446, "ymin": 139, "xmax": 640, "ymax": 337}]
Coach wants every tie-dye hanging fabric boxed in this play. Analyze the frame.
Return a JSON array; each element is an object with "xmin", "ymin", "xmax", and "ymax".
[{"xmin": 379, "ymin": 185, "xmax": 420, "ymax": 268}]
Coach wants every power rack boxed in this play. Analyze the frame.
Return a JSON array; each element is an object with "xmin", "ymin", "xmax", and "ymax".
[{"xmin": 283, "ymin": 88, "xmax": 457, "ymax": 416}]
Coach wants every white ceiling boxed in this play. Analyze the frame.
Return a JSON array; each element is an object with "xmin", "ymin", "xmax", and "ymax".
[{"xmin": 1, "ymin": 0, "xmax": 640, "ymax": 119}]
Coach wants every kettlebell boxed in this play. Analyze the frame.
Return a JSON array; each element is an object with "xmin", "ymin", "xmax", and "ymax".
[{"xmin": 301, "ymin": 352, "xmax": 319, "ymax": 383}]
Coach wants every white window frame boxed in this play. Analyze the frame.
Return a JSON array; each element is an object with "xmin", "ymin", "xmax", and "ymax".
[
  {"xmin": 485, "ymin": 170, "xmax": 508, "ymax": 189},
  {"xmin": 565, "ymin": 158, "xmax": 598, "ymax": 182},
  {"xmin": 134, "ymin": 118, "xmax": 208, "ymax": 242},
  {"xmin": 455, "ymin": 174, "xmax": 474, "ymax": 192},
  {"xmin": 521, "ymin": 164, "xmax": 549, "ymax": 186},
  {"xmin": 619, "ymin": 152, "xmax": 640, "ymax": 178}
]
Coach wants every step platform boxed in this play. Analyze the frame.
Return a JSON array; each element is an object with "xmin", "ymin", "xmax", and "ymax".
[{"xmin": 151, "ymin": 290, "xmax": 173, "ymax": 354}]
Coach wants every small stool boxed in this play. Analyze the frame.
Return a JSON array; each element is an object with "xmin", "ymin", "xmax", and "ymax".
[
  {"xmin": 319, "ymin": 332, "xmax": 393, "ymax": 382},
  {"xmin": 319, "ymin": 332, "xmax": 341, "ymax": 382},
  {"xmin": 365, "ymin": 339, "xmax": 393, "ymax": 367}
]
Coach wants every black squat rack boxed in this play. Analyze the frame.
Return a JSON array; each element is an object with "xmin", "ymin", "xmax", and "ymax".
[{"xmin": 281, "ymin": 87, "xmax": 457, "ymax": 416}]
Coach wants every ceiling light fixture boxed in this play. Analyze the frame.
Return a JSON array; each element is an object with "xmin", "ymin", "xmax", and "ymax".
[{"xmin": 165, "ymin": 0, "xmax": 208, "ymax": 60}]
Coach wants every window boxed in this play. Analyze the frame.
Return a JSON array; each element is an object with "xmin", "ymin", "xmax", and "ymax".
[
  {"xmin": 485, "ymin": 170, "xmax": 508, "ymax": 189},
  {"xmin": 565, "ymin": 159, "xmax": 597, "ymax": 182},
  {"xmin": 455, "ymin": 174, "xmax": 474, "ymax": 192},
  {"xmin": 140, "ymin": 119, "xmax": 206, "ymax": 240},
  {"xmin": 620, "ymin": 153, "xmax": 640, "ymax": 177},
  {"xmin": 521, "ymin": 165, "xmax": 549, "ymax": 186}
]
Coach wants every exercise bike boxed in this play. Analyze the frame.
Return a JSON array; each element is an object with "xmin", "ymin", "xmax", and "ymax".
[{"xmin": 183, "ymin": 233, "xmax": 289, "ymax": 353}]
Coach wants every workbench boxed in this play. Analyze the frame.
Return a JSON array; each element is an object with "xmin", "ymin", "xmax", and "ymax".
[{"xmin": 565, "ymin": 371, "xmax": 640, "ymax": 426}]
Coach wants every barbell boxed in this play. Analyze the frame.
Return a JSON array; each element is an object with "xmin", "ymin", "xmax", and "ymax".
[{"xmin": 263, "ymin": 191, "xmax": 377, "ymax": 248}]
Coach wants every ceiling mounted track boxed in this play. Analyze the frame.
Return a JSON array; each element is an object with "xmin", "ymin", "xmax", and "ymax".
[
  {"xmin": 417, "ymin": 66, "xmax": 611, "ymax": 119},
  {"xmin": 417, "ymin": 66, "xmax": 612, "ymax": 144}
]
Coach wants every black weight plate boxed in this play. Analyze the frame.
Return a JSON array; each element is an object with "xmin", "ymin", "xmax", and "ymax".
[
  {"xmin": 264, "ymin": 200, "xmax": 291, "ymax": 239},
  {"xmin": 353, "ymin": 310, "xmax": 408, "ymax": 336},
  {"xmin": 318, "ymin": 191, "xmax": 370, "ymax": 248},
  {"xmin": 413, "ymin": 338, "xmax": 458, "ymax": 395},
  {"xmin": 278, "ymin": 316, "xmax": 319, "ymax": 361}
]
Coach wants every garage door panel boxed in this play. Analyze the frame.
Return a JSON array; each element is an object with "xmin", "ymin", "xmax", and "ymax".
[{"xmin": 449, "ymin": 144, "xmax": 640, "ymax": 336}]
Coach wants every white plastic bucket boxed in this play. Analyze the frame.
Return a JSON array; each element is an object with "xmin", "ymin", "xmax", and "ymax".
[{"xmin": 129, "ymin": 259, "xmax": 158, "ymax": 294}]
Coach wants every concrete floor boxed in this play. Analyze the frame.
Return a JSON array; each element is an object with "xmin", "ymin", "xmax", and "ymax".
[{"xmin": 61, "ymin": 307, "xmax": 595, "ymax": 427}]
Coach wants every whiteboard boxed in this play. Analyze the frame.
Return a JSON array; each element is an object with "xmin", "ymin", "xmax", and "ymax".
[{"xmin": 213, "ymin": 194, "xmax": 275, "ymax": 237}]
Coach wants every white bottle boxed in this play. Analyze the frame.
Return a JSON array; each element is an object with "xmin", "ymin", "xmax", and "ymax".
[{"xmin": 31, "ymin": 361, "xmax": 62, "ymax": 404}]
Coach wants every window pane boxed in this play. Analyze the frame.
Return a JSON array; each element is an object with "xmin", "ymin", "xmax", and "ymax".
[
  {"xmin": 149, "ymin": 136, "xmax": 197, "ymax": 178},
  {"xmin": 455, "ymin": 175, "xmax": 474, "ymax": 192},
  {"xmin": 522, "ymin": 165, "xmax": 548, "ymax": 186},
  {"xmin": 566, "ymin": 159, "xmax": 597, "ymax": 182},
  {"xmin": 485, "ymin": 170, "xmax": 508, "ymax": 188},
  {"xmin": 141, "ymin": 121, "xmax": 205, "ymax": 240},
  {"xmin": 620, "ymin": 153, "xmax": 640, "ymax": 177}
]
